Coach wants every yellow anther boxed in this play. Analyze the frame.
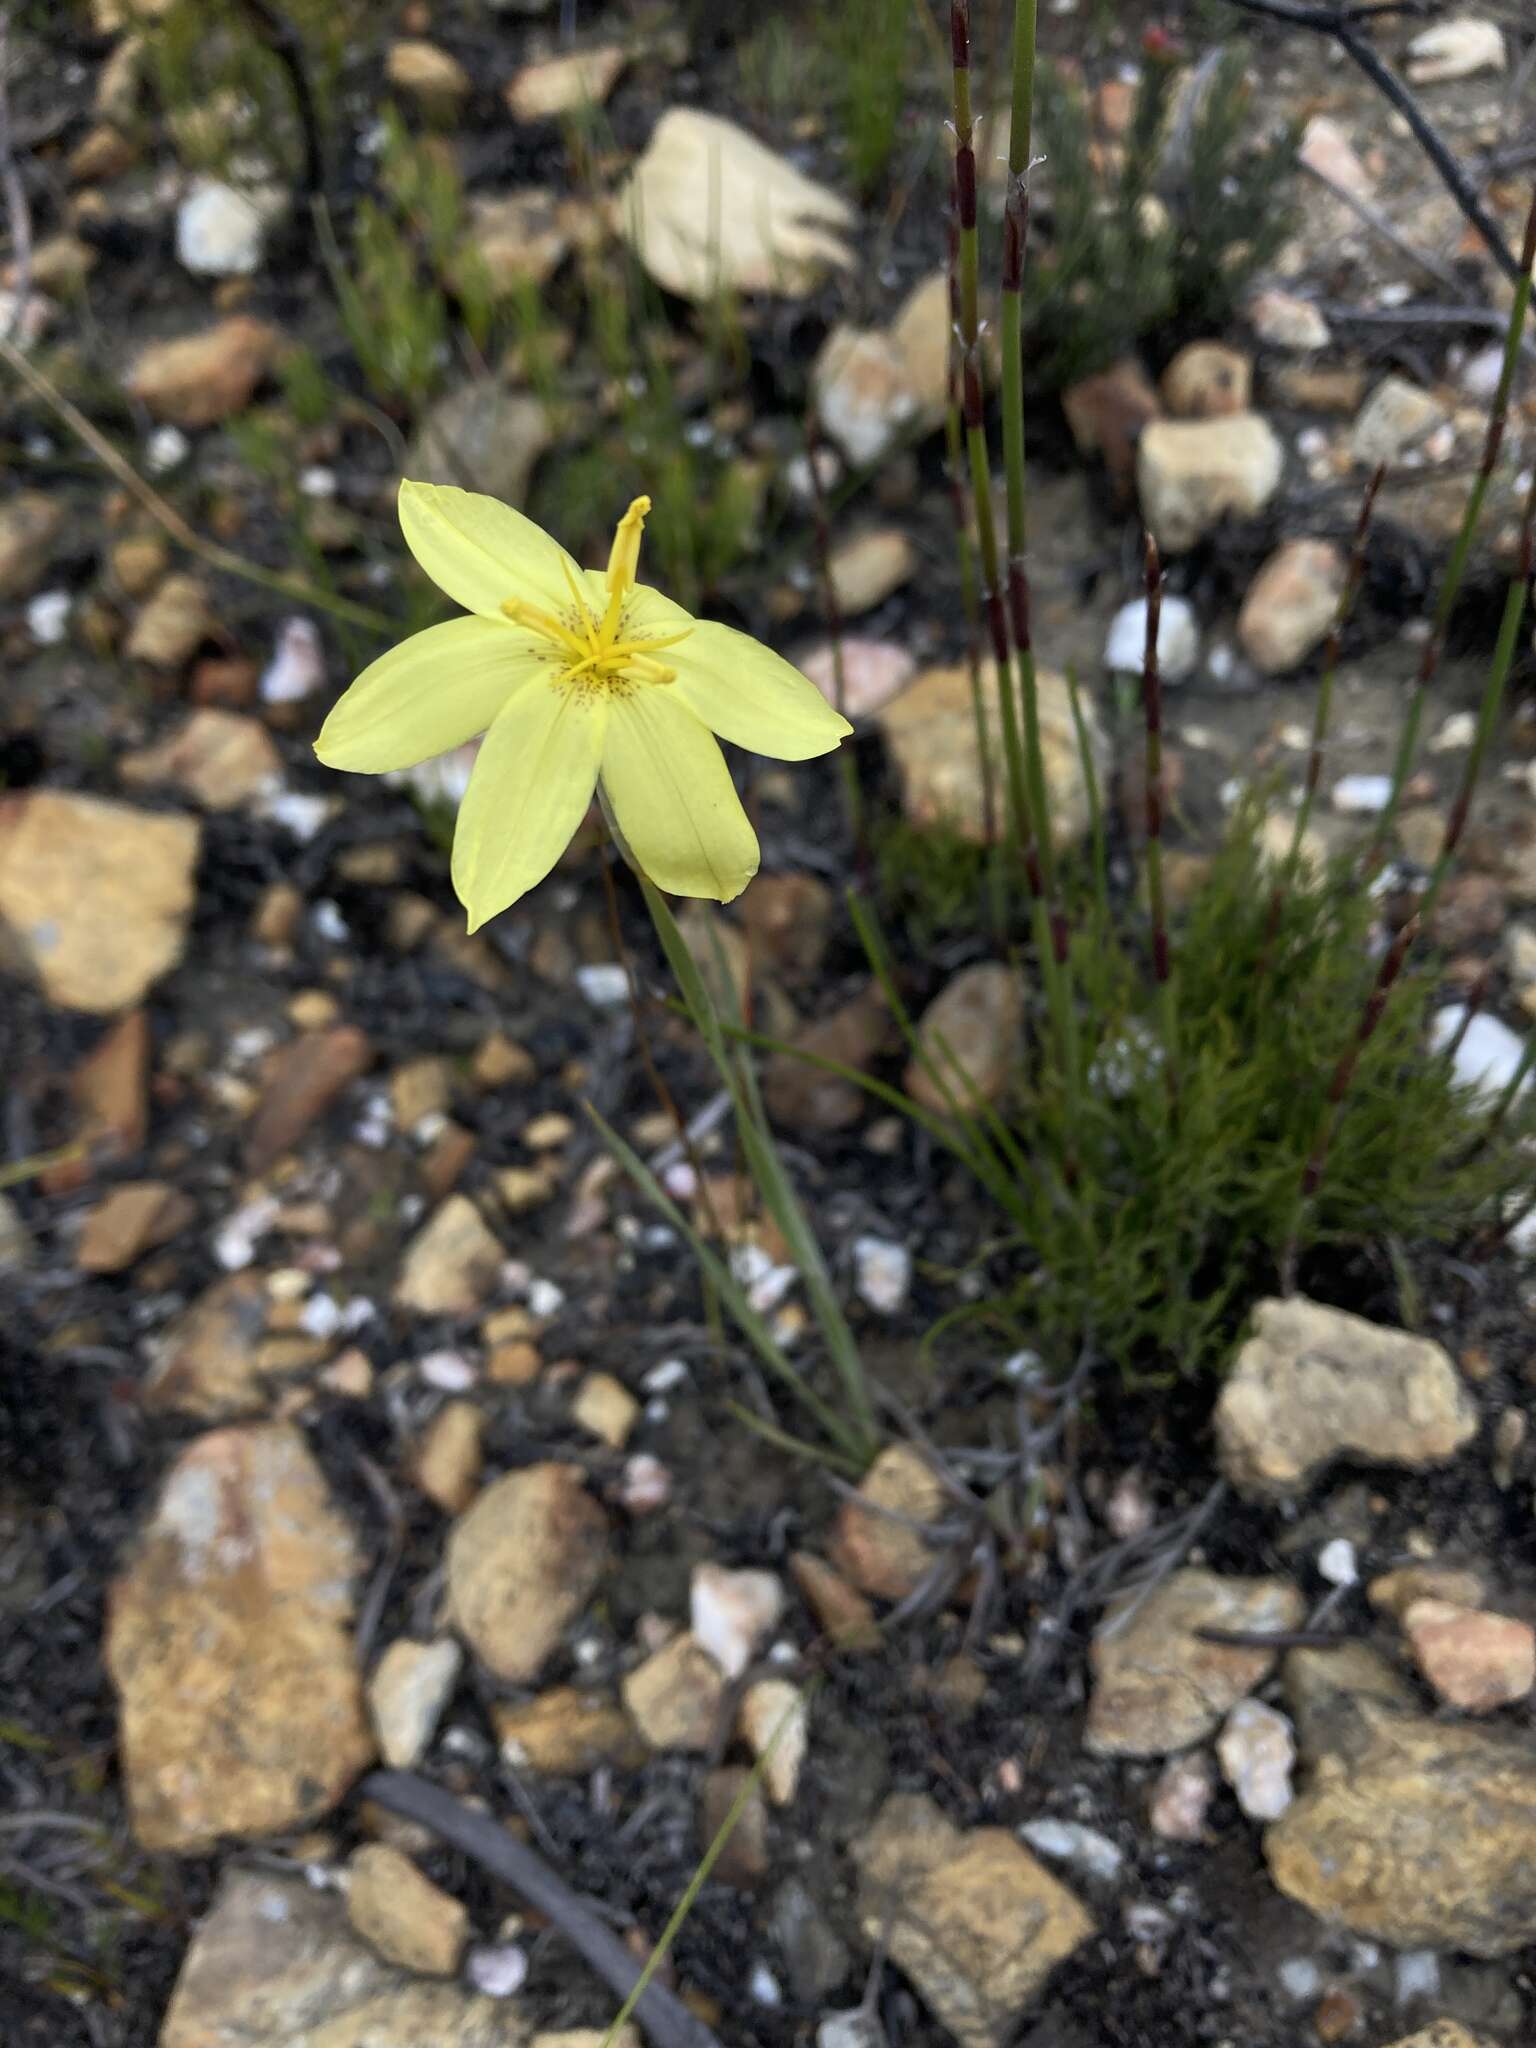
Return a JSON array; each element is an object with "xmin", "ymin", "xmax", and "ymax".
[{"xmin": 603, "ymin": 495, "xmax": 651, "ymax": 639}]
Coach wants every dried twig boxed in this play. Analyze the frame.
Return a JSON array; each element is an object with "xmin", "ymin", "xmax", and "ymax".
[
  {"xmin": 0, "ymin": 328, "xmax": 395, "ymax": 635},
  {"xmin": 359, "ymin": 1771, "xmax": 724, "ymax": 2048},
  {"xmin": 1219, "ymin": 0, "xmax": 1525, "ymax": 285}
]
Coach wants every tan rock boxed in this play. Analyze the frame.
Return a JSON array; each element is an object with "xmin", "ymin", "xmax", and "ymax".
[
  {"xmin": 1084, "ymin": 1567, "xmax": 1305, "ymax": 1757},
  {"xmin": 1215, "ymin": 1296, "xmax": 1478, "ymax": 1499},
  {"xmin": 386, "ymin": 38, "xmax": 471, "ymax": 108},
  {"xmin": 447, "ymin": 1463, "xmax": 609, "ymax": 1682},
  {"xmin": 1061, "ymin": 356, "xmax": 1162, "ymax": 500},
  {"xmin": 121, "ymin": 707, "xmax": 281, "ymax": 804},
  {"xmin": 71, "ymin": 1007, "xmax": 150, "ymax": 1162},
  {"xmin": 738, "ymin": 872, "xmax": 832, "ymax": 979},
  {"xmin": 472, "ymin": 1030, "xmax": 537, "ymax": 1089},
  {"xmin": 617, "ymin": 108, "xmax": 853, "ymax": 303},
  {"xmin": 0, "ymin": 791, "xmax": 200, "ymax": 1013},
  {"xmin": 789, "ymin": 1550, "xmax": 882, "ymax": 1651},
  {"xmin": 464, "ymin": 188, "xmax": 569, "ymax": 294},
  {"xmin": 414, "ymin": 1400, "xmax": 484, "ymax": 1514},
  {"xmin": 1268, "ymin": 359, "xmax": 1368, "ymax": 413},
  {"xmin": 1267, "ymin": 1667, "xmax": 1536, "ymax": 1954},
  {"xmin": 1246, "ymin": 289, "xmax": 1330, "ymax": 353},
  {"xmin": 109, "ymin": 533, "xmax": 170, "ymax": 598},
  {"xmin": 124, "ymin": 574, "xmax": 214, "ymax": 668},
  {"xmin": 409, "ymin": 381, "xmax": 552, "ymax": 508},
  {"xmin": 1160, "ymin": 341, "xmax": 1252, "ymax": 419},
  {"xmin": 76, "ymin": 1180, "xmax": 194, "ymax": 1272},
  {"xmin": 69, "ymin": 121, "xmax": 137, "ymax": 182},
  {"xmin": 160, "ymin": 1868, "xmax": 533, "ymax": 2048},
  {"xmin": 1351, "ymin": 375, "xmax": 1449, "ymax": 467},
  {"xmin": 738, "ymin": 1678, "xmax": 807, "ymax": 1805},
  {"xmin": 395, "ymin": 1194, "xmax": 504, "ymax": 1315},
  {"xmin": 827, "ymin": 528, "xmax": 915, "ymax": 616},
  {"xmin": 368, "ymin": 1637, "xmax": 462, "ymax": 1769},
  {"xmin": 762, "ymin": 980, "xmax": 891, "ymax": 1132},
  {"xmin": 533, "ymin": 2035, "xmax": 639, "ymax": 2048},
  {"xmin": 852, "ymin": 1793, "xmax": 1094, "ymax": 2046},
  {"xmin": 126, "ymin": 316, "xmax": 280, "ymax": 428},
  {"xmin": 0, "ymin": 492, "xmax": 64, "ymax": 599},
  {"xmin": 570, "ymin": 1370, "xmax": 638, "ymax": 1448},
  {"xmin": 106, "ymin": 1423, "xmax": 373, "ymax": 1850},
  {"xmin": 347, "ymin": 1843, "xmax": 467, "ymax": 1976},
  {"xmin": 505, "ymin": 44, "xmax": 626, "ymax": 121},
  {"xmin": 812, "ymin": 271, "xmax": 966, "ymax": 468},
  {"xmin": 494, "ymin": 1686, "xmax": 646, "ymax": 1773},
  {"xmin": 829, "ymin": 1444, "xmax": 948, "ymax": 1602},
  {"xmin": 700, "ymin": 1765, "xmax": 772, "ymax": 1886},
  {"xmin": 905, "ymin": 962, "xmax": 1025, "ymax": 1113},
  {"xmin": 1137, "ymin": 414, "xmax": 1284, "ymax": 553},
  {"xmin": 1402, "ymin": 1599, "xmax": 1535, "ymax": 1712},
  {"xmin": 622, "ymin": 1633, "xmax": 727, "ymax": 1752},
  {"xmin": 1238, "ymin": 540, "xmax": 1346, "ymax": 675},
  {"xmin": 1298, "ymin": 114, "xmax": 1375, "ymax": 201},
  {"xmin": 1368, "ymin": 1564, "xmax": 1486, "ymax": 1620},
  {"xmin": 1383, "ymin": 2028, "xmax": 1494, "ymax": 2048},
  {"xmin": 877, "ymin": 659, "xmax": 1107, "ymax": 850},
  {"xmin": 245, "ymin": 1025, "xmax": 372, "ymax": 1172}
]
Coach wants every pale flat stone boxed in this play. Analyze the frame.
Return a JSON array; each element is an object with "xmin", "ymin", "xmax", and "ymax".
[
  {"xmin": 369, "ymin": 1637, "xmax": 462, "ymax": 1769},
  {"xmin": 877, "ymin": 661, "xmax": 1106, "ymax": 852},
  {"xmin": 1216, "ymin": 1296, "xmax": 1477, "ymax": 1498},
  {"xmin": 829, "ymin": 1444, "xmax": 949, "ymax": 1602},
  {"xmin": 1402, "ymin": 1600, "xmax": 1535, "ymax": 1713},
  {"xmin": 617, "ymin": 109, "xmax": 853, "ymax": 302},
  {"xmin": 395, "ymin": 1195, "xmax": 504, "ymax": 1315},
  {"xmin": 447, "ymin": 1464, "xmax": 609, "ymax": 1682},
  {"xmin": 347, "ymin": 1844, "xmax": 467, "ymax": 1976},
  {"xmin": 0, "ymin": 791, "xmax": 200, "ymax": 1014},
  {"xmin": 1268, "ymin": 1656, "xmax": 1536, "ymax": 1955},
  {"xmin": 505, "ymin": 44, "xmax": 626, "ymax": 121},
  {"xmin": 158, "ymin": 1868, "xmax": 529, "ymax": 2047},
  {"xmin": 1238, "ymin": 540, "xmax": 1346, "ymax": 675},
  {"xmin": 622, "ymin": 1633, "xmax": 726, "ymax": 1752},
  {"xmin": 852, "ymin": 1793, "xmax": 1093, "ymax": 2046},
  {"xmin": 493, "ymin": 1686, "xmax": 645, "ymax": 1773},
  {"xmin": 1085, "ymin": 1568, "xmax": 1304, "ymax": 1757},
  {"xmin": 1137, "ymin": 414, "xmax": 1284, "ymax": 553},
  {"xmin": 126, "ymin": 316, "xmax": 279, "ymax": 428},
  {"xmin": 106, "ymin": 1424, "xmax": 374, "ymax": 1851}
]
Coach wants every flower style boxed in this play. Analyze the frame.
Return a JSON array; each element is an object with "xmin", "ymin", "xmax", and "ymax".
[{"xmin": 315, "ymin": 482, "xmax": 851, "ymax": 930}]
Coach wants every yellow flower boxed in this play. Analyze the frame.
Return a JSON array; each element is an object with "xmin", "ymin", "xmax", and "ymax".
[{"xmin": 315, "ymin": 481, "xmax": 851, "ymax": 930}]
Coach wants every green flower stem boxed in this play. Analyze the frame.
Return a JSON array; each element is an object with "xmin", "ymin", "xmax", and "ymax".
[{"xmin": 1364, "ymin": 187, "xmax": 1536, "ymax": 872}]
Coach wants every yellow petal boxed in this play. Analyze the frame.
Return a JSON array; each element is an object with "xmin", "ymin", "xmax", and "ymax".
[
  {"xmin": 628, "ymin": 600, "xmax": 852, "ymax": 761},
  {"xmin": 399, "ymin": 479, "xmax": 584, "ymax": 619},
  {"xmin": 452, "ymin": 680, "xmax": 605, "ymax": 930},
  {"xmin": 315, "ymin": 616, "xmax": 544, "ymax": 773},
  {"xmin": 600, "ymin": 688, "xmax": 759, "ymax": 901}
]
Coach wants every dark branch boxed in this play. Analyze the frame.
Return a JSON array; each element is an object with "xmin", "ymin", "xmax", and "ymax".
[
  {"xmin": 1218, "ymin": 0, "xmax": 1524, "ymax": 285},
  {"xmin": 359, "ymin": 1771, "xmax": 723, "ymax": 2048}
]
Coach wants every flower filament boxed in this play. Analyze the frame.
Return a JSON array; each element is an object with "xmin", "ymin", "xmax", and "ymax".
[{"xmin": 502, "ymin": 494, "xmax": 690, "ymax": 693}]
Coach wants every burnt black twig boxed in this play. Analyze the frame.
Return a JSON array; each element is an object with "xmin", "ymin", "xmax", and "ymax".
[
  {"xmin": 1218, "ymin": 0, "xmax": 1524, "ymax": 286},
  {"xmin": 359, "ymin": 1771, "xmax": 724, "ymax": 2048}
]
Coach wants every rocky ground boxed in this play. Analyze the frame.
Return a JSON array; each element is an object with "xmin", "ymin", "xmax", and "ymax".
[{"xmin": 4, "ymin": 2, "xmax": 1536, "ymax": 2047}]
